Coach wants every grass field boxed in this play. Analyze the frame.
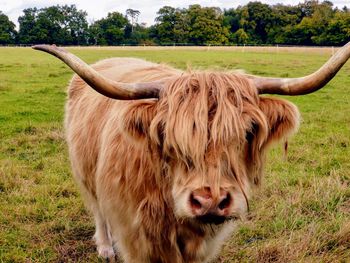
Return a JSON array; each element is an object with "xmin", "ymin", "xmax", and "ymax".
[{"xmin": 0, "ymin": 46, "xmax": 349, "ymax": 262}]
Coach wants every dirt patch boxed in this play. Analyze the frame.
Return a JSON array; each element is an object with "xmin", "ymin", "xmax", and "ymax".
[{"xmin": 257, "ymin": 246, "xmax": 286, "ymax": 263}]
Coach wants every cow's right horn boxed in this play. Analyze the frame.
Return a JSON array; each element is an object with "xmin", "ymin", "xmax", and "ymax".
[{"xmin": 32, "ymin": 45, "xmax": 162, "ymax": 100}]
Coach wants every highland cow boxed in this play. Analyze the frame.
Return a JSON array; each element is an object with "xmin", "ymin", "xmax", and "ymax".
[{"xmin": 33, "ymin": 42, "xmax": 350, "ymax": 263}]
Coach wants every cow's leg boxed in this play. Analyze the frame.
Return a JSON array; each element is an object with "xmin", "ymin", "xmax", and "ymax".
[
  {"xmin": 84, "ymin": 190, "xmax": 115, "ymax": 261},
  {"xmin": 71, "ymin": 166, "xmax": 115, "ymax": 261},
  {"xmin": 92, "ymin": 205, "xmax": 115, "ymax": 261}
]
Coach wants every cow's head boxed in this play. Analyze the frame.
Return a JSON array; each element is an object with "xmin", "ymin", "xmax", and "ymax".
[
  {"xmin": 148, "ymin": 73, "xmax": 300, "ymax": 224},
  {"xmin": 33, "ymin": 43, "xmax": 350, "ymax": 225}
]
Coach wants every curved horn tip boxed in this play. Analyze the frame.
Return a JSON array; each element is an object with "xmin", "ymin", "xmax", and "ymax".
[
  {"xmin": 32, "ymin": 44, "xmax": 65, "ymax": 53},
  {"xmin": 32, "ymin": 44, "xmax": 52, "ymax": 49}
]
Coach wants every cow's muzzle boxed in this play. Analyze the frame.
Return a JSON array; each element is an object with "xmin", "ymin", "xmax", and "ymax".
[{"xmin": 189, "ymin": 187, "xmax": 233, "ymax": 224}]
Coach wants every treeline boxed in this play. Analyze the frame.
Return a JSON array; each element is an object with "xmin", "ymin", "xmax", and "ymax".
[{"xmin": 0, "ymin": 0, "xmax": 349, "ymax": 46}]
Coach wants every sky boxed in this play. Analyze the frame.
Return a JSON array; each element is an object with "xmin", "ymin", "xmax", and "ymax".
[{"xmin": 1, "ymin": 0, "xmax": 349, "ymax": 28}]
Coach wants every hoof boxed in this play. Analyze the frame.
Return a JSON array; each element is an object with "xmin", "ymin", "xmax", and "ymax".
[{"xmin": 98, "ymin": 245, "xmax": 115, "ymax": 262}]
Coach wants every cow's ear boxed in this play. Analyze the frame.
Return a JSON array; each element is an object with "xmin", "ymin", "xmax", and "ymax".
[
  {"xmin": 122, "ymin": 100, "xmax": 157, "ymax": 140},
  {"xmin": 259, "ymin": 97, "xmax": 300, "ymax": 147},
  {"xmin": 245, "ymin": 97, "xmax": 300, "ymax": 185}
]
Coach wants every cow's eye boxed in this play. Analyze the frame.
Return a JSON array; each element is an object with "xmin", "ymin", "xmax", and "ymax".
[
  {"xmin": 163, "ymin": 155, "xmax": 172, "ymax": 164},
  {"xmin": 246, "ymin": 122, "xmax": 259, "ymax": 144},
  {"xmin": 245, "ymin": 130, "xmax": 254, "ymax": 144}
]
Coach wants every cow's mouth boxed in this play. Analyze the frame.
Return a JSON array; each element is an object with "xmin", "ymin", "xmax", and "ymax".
[{"xmin": 196, "ymin": 214, "xmax": 235, "ymax": 225}]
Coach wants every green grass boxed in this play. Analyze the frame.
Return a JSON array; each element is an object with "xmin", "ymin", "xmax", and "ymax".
[{"xmin": 0, "ymin": 47, "xmax": 349, "ymax": 262}]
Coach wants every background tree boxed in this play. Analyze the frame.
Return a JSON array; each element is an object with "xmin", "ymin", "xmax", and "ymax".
[
  {"xmin": 232, "ymin": 28, "xmax": 249, "ymax": 44},
  {"xmin": 267, "ymin": 4, "xmax": 303, "ymax": 44},
  {"xmin": 186, "ymin": 5, "xmax": 229, "ymax": 45},
  {"xmin": 245, "ymin": 2, "xmax": 274, "ymax": 43},
  {"xmin": 320, "ymin": 9, "xmax": 350, "ymax": 45},
  {"xmin": 152, "ymin": 6, "xmax": 178, "ymax": 44},
  {"xmin": 17, "ymin": 5, "xmax": 88, "ymax": 45},
  {"xmin": 173, "ymin": 8, "xmax": 191, "ymax": 44},
  {"xmin": 0, "ymin": 11, "xmax": 17, "ymax": 44},
  {"xmin": 153, "ymin": 5, "xmax": 229, "ymax": 45},
  {"xmin": 223, "ymin": 8, "xmax": 241, "ymax": 42},
  {"xmin": 280, "ymin": 1, "xmax": 335, "ymax": 45},
  {"xmin": 61, "ymin": 5, "xmax": 89, "ymax": 45},
  {"xmin": 126, "ymin": 9, "xmax": 140, "ymax": 33},
  {"xmin": 1, "ymin": 1, "xmax": 349, "ymax": 46},
  {"xmin": 309, "ymin": 1, "xmax": 335, "ymax": 44},
  {"xmin": 125, "ymin": 23, "xmax": 152, "ymax": 45},
  {"xmin": 17, "ymin": 8, "xmax": 40, "ymax": 44},
  {"xmin": 89, "ymin": 12, "xmax": 128, "ymax": 45}
]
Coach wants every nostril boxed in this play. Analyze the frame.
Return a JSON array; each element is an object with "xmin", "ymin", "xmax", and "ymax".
[
  {"xmin": 190, "ymin": 193, "xmax": 202, "ymax": 210},
  {"xmin": 218, "ymin": 193, "xmax": 231, "ymax": 210}
]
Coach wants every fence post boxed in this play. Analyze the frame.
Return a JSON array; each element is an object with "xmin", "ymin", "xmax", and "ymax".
[{"xmin": 206, "ymin": 44, "xmax": 211, "ymax": 51}]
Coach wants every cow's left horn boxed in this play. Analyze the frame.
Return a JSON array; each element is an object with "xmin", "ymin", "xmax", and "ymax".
[
  {"xmin": 32, "ymin": 45, "xmax": 161, "ymax": 100},
  {"xmin": 248, "ymin": 41, "xmax": 350, "ymax": 95}
]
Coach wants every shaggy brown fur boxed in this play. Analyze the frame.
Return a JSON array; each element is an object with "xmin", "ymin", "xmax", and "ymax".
[{"xmin": 65, "ymin": 58, "xmax": 300, "ymax": 262}]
